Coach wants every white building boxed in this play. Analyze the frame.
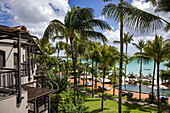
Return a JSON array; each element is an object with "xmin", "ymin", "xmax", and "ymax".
[{"xmin": 0, "ymin": 25, "xmax": 57, "ymax": 113}]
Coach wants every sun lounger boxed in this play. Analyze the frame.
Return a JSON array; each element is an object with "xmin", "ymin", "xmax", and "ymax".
[
  {"xmin": 127, "ymin": 93, "xmax": 133, "ymax": 98},
  {"xmin": 161, "ymin": 96, "xmax": 169, "ymax": 104},
  {"xmin": 86, "ymin": 81, "xmax": 93, "ymax": 86},
  {"xmin": 98, "ymin": 86, "xmax": 110, "ymax": 91}
]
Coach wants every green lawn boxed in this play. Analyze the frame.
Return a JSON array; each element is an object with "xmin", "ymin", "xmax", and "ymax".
[
  {"xmin": 83, "ymin": 95, "xmax": 158, "ymax": 113},
  {"xmin": 59, "ymin": 90, "xmax": 165, "ymax": 113}
]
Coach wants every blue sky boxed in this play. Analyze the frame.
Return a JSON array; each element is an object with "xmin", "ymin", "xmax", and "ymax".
[{"xmin": 0, "ymin": 0, "xmax": 169, "ymax": 56}]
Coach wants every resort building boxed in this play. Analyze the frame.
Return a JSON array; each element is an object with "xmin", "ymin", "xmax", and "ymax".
[{"xmin": 0, "ymin": 25, "xmax": 57, "ymax": 113}]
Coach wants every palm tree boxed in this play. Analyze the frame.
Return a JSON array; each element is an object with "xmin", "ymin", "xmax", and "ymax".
[
  {"xmin": 114, "ymin": 32, "xmax": 133, "ymax": 89},
  {"xmin": 37, "ymin": 38, "xmax": 56, "ymax": 55},
  {"xmin": 132, "ymin": 39, "xmax": 146, "ymax": 100},
  {"xmin": 99, "ymin": 45, "xmax": 119, "ymax": 111},
  {"xmin": 43, "ymin": 6, "xmax": 112, "ymax": 102},
  {"xmin": 56, "ymin": 41, "xmax": 66, "ymax": 58},
  {"xmin": 102, "ymin": 0, "xmax": 170, "ymax": 111},
  {"xmin": 144, "ymin": 35, "xmax": 170, "ymax": 112}
]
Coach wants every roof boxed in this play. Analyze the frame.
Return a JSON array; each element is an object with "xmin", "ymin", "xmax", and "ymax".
[
  {"xmin": 0, "ymin": 25, "xmax": 43, "ymax": 54},
  {"xmin": 22, "ymin": 86, "xmax": 54, "ymax": 101}
]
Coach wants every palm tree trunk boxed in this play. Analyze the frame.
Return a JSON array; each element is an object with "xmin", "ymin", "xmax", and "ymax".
[
  {"xmin": 113, "ymin": 72, "xmax": 116, "ymax": 96},
  {"xmin": 124, "ymin": 44, "xmax": 128, "ymax": 90},
  {"xmin": 95, "ymin": 62, "xmax": 98, "ymax": 90},
  {"xmin": 92, "ymin": 60, "xmax": 94, "ymax": 97},
  {"xmin": 118, "ymin": 1, "xmax": 124, "ymax": 112},
  {"xmin": 57, "ymin": 50, "xmax": 60, "ymax": 58},
  {"xmin": 151, "ymin": 62, "xmax": 156, "ymax": 103},
  {"xmin": 101, "ymin": 66, "xmax": 106, "ymax": 111},
  {"xmin": 86, "ymin": 64, "xmax": 88, "ymax": 90},
  {"xmin": 70, "ymin": 37, "xmax": 78, "ymax": 104},
  {"xmin": 157, "ymin": 62, "xmax": 160, "ymax": 112},
  {"xmin": 139, "ymin": 58, "xmax": 142, "ymax": 100},
  {"xmin": 83, "ymin": 70, "xmax": 85, "ymax": 87}
]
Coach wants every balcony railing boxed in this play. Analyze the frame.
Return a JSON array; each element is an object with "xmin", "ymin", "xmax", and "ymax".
[{"xmin": 0, "ymin": 68, "xmax": 17, "ymax": 99}]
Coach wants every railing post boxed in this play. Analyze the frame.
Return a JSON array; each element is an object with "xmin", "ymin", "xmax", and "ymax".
[
  {"xmin": 27, "ymin": 46, "xmax": 31, "ymax": 81},
  {"xmin": 48, "ymin": 95, "xmax": 50, "ymax": 113},
  {"xmin": 17, "ymin": 34, "xmax": 22, "ymax": 103}
]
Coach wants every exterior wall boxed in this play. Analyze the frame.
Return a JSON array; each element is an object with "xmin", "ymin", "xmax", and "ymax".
[
  {"xmin": 0, "ymin": 40, "xmax": 34, "ymax": 85},
  {"xmin": 0, "ymin": 91, "xmax": 28, "ymax": 113}
]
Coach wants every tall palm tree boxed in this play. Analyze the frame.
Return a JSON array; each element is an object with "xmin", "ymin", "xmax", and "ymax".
[
  {"xmin": 144, "ymin": 35, "xmax": 170, "ymax": 112},
  {"xmin": 102, "ymin": 0, "xmax": 170, "ymax": 111},
  {"xmin": 99, "ymin": 45, "xmax": 119, "ymax": 111},
  {"xmin": 43, "ymin": 6, "xmax": 112, "ymax": 102},
  {"xmin": 113, "ymin": 32, "xmax": 133, "ymax": 89},
  {"xmin": 132, "ymin": 39, "xmax": 146, "ymax": 100}
]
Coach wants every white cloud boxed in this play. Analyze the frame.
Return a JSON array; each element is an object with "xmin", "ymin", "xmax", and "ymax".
[
  {"xmin": 0, "ymin": 0, "xmax": 70, "ymax": 38},
  {"xmin": 96, "ymin": 15, "xmax": 105, "ymax": 21}
]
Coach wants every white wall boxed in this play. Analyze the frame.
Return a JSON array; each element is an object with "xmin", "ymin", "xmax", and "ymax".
[{"xmin": 0, "ymin": 91, "xmax": 28, "ymax": 113}]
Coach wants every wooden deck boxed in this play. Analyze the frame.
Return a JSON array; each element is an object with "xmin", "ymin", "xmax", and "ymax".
[{"xmin": 22, "ymin": 86, "xmax": 54, "ymax": 101}]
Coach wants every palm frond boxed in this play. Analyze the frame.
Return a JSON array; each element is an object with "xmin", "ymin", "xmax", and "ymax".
[
  {"xmin": 85, "ymin": 19, "xmax": 112, "ymax": 30},
  {"xmin": 43, "ymin": 19, "xmax": 67, "ymax": 42},
  {"xmin": 102, "ymin": 2, "xmax": 167, "ymax": 33},
  {"xmin": 79, "ymin": 31, "xmax": 108, "ymax": 44},
  {"xmin": 155, "ymin": 0, "xmax": 170, "ymax": 13}
]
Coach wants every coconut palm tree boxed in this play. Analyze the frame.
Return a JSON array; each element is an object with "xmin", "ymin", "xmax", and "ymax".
[
  {"xmin": 99, "ymin": 45, "xmax": 119, "ymax": 111},
  {"xmin": 56, "ymin": 41, "xmax": 66, "ymax": 58},
  {"xmin": 114, "ymin": 32, "xmax": 133, "ymax": 90},
  {"xmin": 43, "ymin": 6, "xmax": 112, "ymax": 102},
  {"xmin": 102, "ymin": 0, "xmax": 170, "ymax": 111},
  {"xmin": 132, "ymin": 39, "xmax": 146, "ymax": 100},
  {"xmin": 37, "ymin": 38, "xmax": 56, "ymax": 55},
  {"xmin": 144, "ymin": 35, "xmax": 170, "ymax": 112}
]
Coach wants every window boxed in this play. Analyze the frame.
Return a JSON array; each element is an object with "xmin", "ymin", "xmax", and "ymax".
[{"xmin": 0, "ymin": 50, "xmax": 5, "ymax": 67}]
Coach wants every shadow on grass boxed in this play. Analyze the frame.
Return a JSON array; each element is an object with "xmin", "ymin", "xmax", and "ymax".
[
  {"xmin": 84, "ymin": 98, "xmax": 100, "ymax": 102},
  {"xmin": 122, "ymin": 102, "xmax": 157, "ymax": 112},
  {"xmin": 85, "ymin": 108, "xmax": 110, "ymax": 113}
]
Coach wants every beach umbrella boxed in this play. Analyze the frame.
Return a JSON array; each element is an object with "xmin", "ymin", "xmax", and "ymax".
[{"xmin": 99, "ymin": 78, "xmax": 111, "ymax": 83}]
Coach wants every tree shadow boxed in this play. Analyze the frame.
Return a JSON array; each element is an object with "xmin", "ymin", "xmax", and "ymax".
[
  {"xmin": 85, "ymin": 108, "xmax": 110, "ymax": 113},
  {"xmin": 84, "ymin": 98, "xmax": 100, "ymax": 102},
  {"xmin": 122, "ymin": 102, "xmax": 157, "ymax": 112}
]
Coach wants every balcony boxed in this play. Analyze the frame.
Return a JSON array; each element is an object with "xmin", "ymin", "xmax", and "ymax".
[{"xmin": 0, "ymin": 68, "xmax": 17, "ymax": 100}]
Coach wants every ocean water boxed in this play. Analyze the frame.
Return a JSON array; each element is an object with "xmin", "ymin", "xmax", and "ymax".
[
  {"xmin": 126, "ymin": 59, "xmax": 167, "ymax": 78},
  {"xmin": 62, "ymin": 58, "xmax": 168, "ymax": 78}
]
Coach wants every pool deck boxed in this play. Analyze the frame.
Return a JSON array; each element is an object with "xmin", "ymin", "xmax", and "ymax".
[{"xmin": 69, "ymin": 77, "xmax": 170, "ymax": 104}]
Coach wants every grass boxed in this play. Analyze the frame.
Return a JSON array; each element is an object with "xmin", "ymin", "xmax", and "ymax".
[
  {"xmin": 82, "ymin": 93, "xmax": 159, "ymax": 113},
  {"xmin": 59, "ymin": 90, "xmax": 164, "ymax": 113}
]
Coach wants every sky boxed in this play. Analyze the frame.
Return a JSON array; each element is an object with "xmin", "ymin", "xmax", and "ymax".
[{"xmin": 0, "ymin": 0, "xmax": 169, "ymax": 56}]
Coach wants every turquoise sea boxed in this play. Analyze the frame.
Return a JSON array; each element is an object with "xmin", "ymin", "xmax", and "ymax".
[
  {"xmin": 62, "ymin": 58, "xmax": 168, "ymax": 78},
  {"xmin": 126, "ymin": 59, "xmax": 167, "ymax": 78}
]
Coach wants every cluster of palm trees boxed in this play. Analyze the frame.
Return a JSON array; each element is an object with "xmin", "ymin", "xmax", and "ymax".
[{"xmin": 40, "ymin": 0, "xmax": 170, "ymax": 112}]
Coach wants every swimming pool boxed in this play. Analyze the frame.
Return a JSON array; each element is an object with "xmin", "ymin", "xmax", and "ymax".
[{"xmin": 116, "ymin": 85, "xmax": 170, "ymax": 96}]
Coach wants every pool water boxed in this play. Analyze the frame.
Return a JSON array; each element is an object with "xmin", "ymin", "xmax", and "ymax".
[{"xmin": 116, "ymin": 85, "xmax": 170, "ymax": 96}]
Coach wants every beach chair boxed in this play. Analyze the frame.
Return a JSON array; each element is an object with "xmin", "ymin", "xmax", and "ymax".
[
  {"xmin": 86, "ymin": 81, "xmax": 93, "ymax": 86},
  {"xmin": 126, "ymin": 92, "xmax": 133, "ymax": 98},
  {"xmin": 122, "ymin": 92, "xmax": 128, "ymax": 97},
  {"xmin": 161, "ymin": 96, "xmax": 169, "ymax": 104},
  {"xmin": 98, "ymin": 86, "xmax": 110, "ymax": 91}
]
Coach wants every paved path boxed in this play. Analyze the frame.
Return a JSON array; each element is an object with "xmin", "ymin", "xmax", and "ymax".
[
  {"xmin": 69, "ymin": 78, "xmax": 170, "ymax": 111},
  {"xmin": 77, "ymin": 86, "xmax": 170, "ymax": 110}
]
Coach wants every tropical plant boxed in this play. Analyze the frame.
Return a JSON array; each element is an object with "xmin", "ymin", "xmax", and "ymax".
[
  {"xmin": 99, "ymin": 45, "xmax": 119, "ymax": 111},
  {"xmin": 56, "ymin": 41, "xmax": 66, "ymax": 58},
  {"xmin": 132, "ymin": 39, "xmax": 146, "ymax": 100},
  {"xmin": 102, "ymin": 0, "xmax": 170, "ymax": 112},
  {"xmin": 144, "ymin": 35, "xmax": 170, "ymax": 111},
  {"xmin": 43, "ymin": 6, "xmax": 112, "ymax": 103}
]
